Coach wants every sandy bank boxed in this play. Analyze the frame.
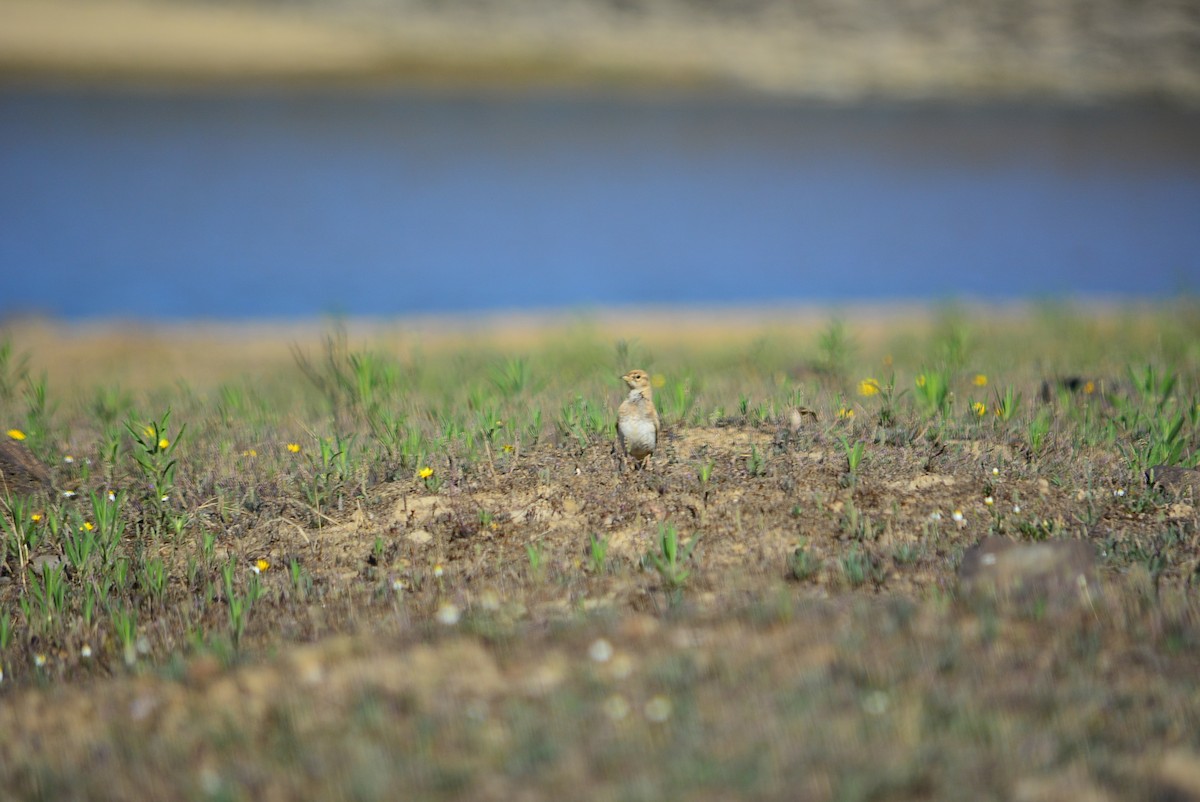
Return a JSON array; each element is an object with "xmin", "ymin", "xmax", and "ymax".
[
  {"xmin": 2, "ymin": 0, "xmax": 1198, "ymax": 104},
  {"xmin": 1, "ymin": 301, "xmax": 1180, "ymax": 393}
]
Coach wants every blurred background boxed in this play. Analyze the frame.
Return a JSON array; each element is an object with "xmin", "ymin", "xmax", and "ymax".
[{"xmin": 1, "ymin": 0, "xmax": 1198, "ymax": 320}]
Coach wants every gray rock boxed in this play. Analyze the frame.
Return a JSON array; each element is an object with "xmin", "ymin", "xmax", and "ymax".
[
  {"xmin": 0, "ymin": 438, "xmax": 51, "ymax": 499},
  {"xmin": 1147, "ymin": 465, "xmax": 1200, "ymax": 498},
  {"xmin": 959, "ymin": 536, "xmax": 1097, "ymax": 605},
  {"xmin": 31, "ymin": 553, "xmax": 66, "ymax": 577}
]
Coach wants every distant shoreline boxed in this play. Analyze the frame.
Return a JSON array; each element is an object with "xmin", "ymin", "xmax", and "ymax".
[
  {"xmin": 2, "ymin": 0, "xmax": 1198, "ymax": 106},
  {"xmin": 4, "ymin": 300, "xmax": 1192, "ymax": 392}
]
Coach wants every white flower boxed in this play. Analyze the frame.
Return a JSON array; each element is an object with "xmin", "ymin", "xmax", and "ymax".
[
  {"xmin": 862, "ymin": 690, "xmax": 889, "ymax": 716},
  {"xmin": 929, "ymin": 511, "xmax": 942, "ymax": 521},
  {"xmin": 1114, "ymin": 489, "xmax": 1126, "ymax": 497},
  {"xmin": 63, "ymin": 455, "xmax": 75, "ymax": 463},
  {"xmin": 63, "ymin": 490, "xmax": 77, "ymax": 498},
  {"xmin": 603, "ymin": 694, "xmax": 630, "ymax": 721},
  {"xmin": 610, "ymin": 654, "xmax": 634, "ymax": 680},
  {"xmin": 436, "ymin": 602, "xmax": 461, "ymax": 626},
  {"xmin": 644, "ymin": 695, "xmax": 672, "ymax": 723},
  {"xmin": 391, "ymin": 578, "xmax": 406, "ymax": 592},
  {"xmin": 951, "ymin": 510, "xmax": 964, "ymax": 523},
  {"xmin": 991, "ymin": 467, "xmax": 999, "ymax": 476},
  {"xmin": 984, "ymin": 496, "xmax": 994, "ymax": 506},
  {"xmin": 34, "ymin": 654, "xmax": 47, "ymax": 668},
  {"xmin": 1012, "ymin": 505, "xmax": 1022, "ymax": 514},
  {"xmin": 81, "ymin": 644, "xmax": 93, "ymax": 659},
  {"xmin": 432, "ymin": 564, "xmax": 445, "ymax": 578},
  {"xmin": 107, "ymin": 491, "xmax": 116, "ymax": 502},
  {"xmin": 588, "ymin": 639, "xmax": 614, "ymax": 663}
]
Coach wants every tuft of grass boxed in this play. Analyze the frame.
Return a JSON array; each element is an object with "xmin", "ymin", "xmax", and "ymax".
[
  {"xmin": 588, "ymin": 533, "xmax": 609, "ymax": 575},
  {"xmin": 645, "ymin": 522, "xmax": 699, "ymax": 592},
  {"xmin": 787, "ymin": 541, "xmax": 818, "ymax": 581}
]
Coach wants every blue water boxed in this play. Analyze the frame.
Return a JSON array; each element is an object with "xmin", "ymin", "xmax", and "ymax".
[{"xmin": 2, "ymin": 88, "xmax": 1198, "ymax": 320}]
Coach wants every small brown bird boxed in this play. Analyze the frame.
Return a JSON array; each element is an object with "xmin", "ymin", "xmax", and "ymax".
[{"xmin": 617, "ymin": 369, "xmax": 659, "ymax": 470}]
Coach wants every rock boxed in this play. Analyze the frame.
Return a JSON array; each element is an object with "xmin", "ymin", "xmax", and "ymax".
[
  {"xmin": 1167, "ymin": 503, "xmax": 1194, "ymax": 520},
  {"xmin": 406, "ymin": 529, "xmax": 433, "ymax": 546},
  {"xmin": 959, "ymin": 536, "xmax": 1097, "ymax": 605},
  {"xmin": 184, "ymin": 654, "xmax": 224, "ymax": 687},
  {"xmin": 888, "ymin": 474, "xmax": 955, "ymax": 492},
  {"xmin": 1147, "ymin": 465, "xmax": 1200, "ymax": 498},
  {"xmin": 1014, "ymin": 769, "xmax": 1112, "ymax": 802},
  {"xmin": 1156, "ymin": 750, "xmax": 1200, "ymax": 798},
  {"xmin": 0, "ymin": 438, "xmax": 51, "ymax": 498},
  {"xmin": 31, "ymin": 553, "xmax": 66, "ymax": 577}
]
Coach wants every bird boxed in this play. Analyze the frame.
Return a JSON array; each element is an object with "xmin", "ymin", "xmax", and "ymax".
[{"xmin": 616, "ymin": 369, "xmax": 659, "ymax": 470}]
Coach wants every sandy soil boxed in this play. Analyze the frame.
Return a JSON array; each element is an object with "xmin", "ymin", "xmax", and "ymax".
[{"xmin": 2, "ymin": 0, "xmax": 1198, "ymax": 103}]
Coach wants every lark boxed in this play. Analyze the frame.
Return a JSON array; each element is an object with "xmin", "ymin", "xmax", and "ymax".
[{"xmin": 617, "ymin": 369, "xmax": 659, "ymax": 470}]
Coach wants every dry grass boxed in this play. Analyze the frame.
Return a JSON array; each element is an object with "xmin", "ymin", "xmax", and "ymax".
[{"xmin": 1, "ymin": 303, "xmax": 1199, "ymax": 801}]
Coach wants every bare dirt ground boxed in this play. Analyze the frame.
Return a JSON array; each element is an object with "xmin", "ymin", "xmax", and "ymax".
[{"xmin": 1, "ymin": 308, "xmax": 1199, "ymax": 800}]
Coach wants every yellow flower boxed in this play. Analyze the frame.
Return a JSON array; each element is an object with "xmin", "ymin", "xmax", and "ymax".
[
  {"xmin": 651, "ymin": 374, "xmax": 667, "ymax": 389},
  {"xmin": 143, "ymin": 425, "xmax": 155, "ymax": 438},
  {"xmin": 419, "ymin": 466, "xmax": 434, "ymax": 479},
  {"xmin": 973, "ymin": 374, "xmax": 988, "ymax": 387},
  {"xmin": 972, "ymin": 401, "xmax": 987, "ymax": 417},
  {"xmin": 915, "ymin": 375, "xmax": 927, "ymax": 388},
  {"xmin": 30, "ymin": 513, "xmax": 42, "ymax": 523},
  {"xmin": 502, "ymin": 444, "xmax": 514, "ymax": 453},
  {"xmin": 81, "ymin": 521, "xmax": 94, "ymax": 532},
  {"xmin": 1083, "ymin": 381, "xmax": 1095, "ymax": 395},
  {"xmin": 255, "ymin": 558, "xmax": 270, "ymax": 573},
  {"xmin": 243, "ymin": 449, "xmax": 258, "ymax": 457},
  {"xmin": 286, "ymin": 443, "xmax": 301, "ymax": 453},
  {"xmin": 858, "ymin": 379, "xmax": 880, "ymax": 397},
  {"xmin": 6, "ymin": 429, "xmax": 26, "ymax": 441},
  {"xmin": 882, "ymin": 354, "xmax": 893, "ymax": 367},
  {"xmin": 158, "ymin": 438, "xmax": 170, "ymax": 450},
  {"xmin": 836, "ymin": 407, "xmax": 855, "ymax": 420}
]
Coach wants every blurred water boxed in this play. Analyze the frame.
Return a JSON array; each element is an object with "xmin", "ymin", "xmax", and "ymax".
[{"xmin": 1, "ymin": 88, "xmax": 1198, "ymax": 320}]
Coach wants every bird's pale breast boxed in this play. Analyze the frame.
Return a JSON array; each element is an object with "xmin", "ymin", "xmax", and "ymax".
[{"xmin": 619, "ymin": 416, "xmax": 657, "ymax": 458}]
